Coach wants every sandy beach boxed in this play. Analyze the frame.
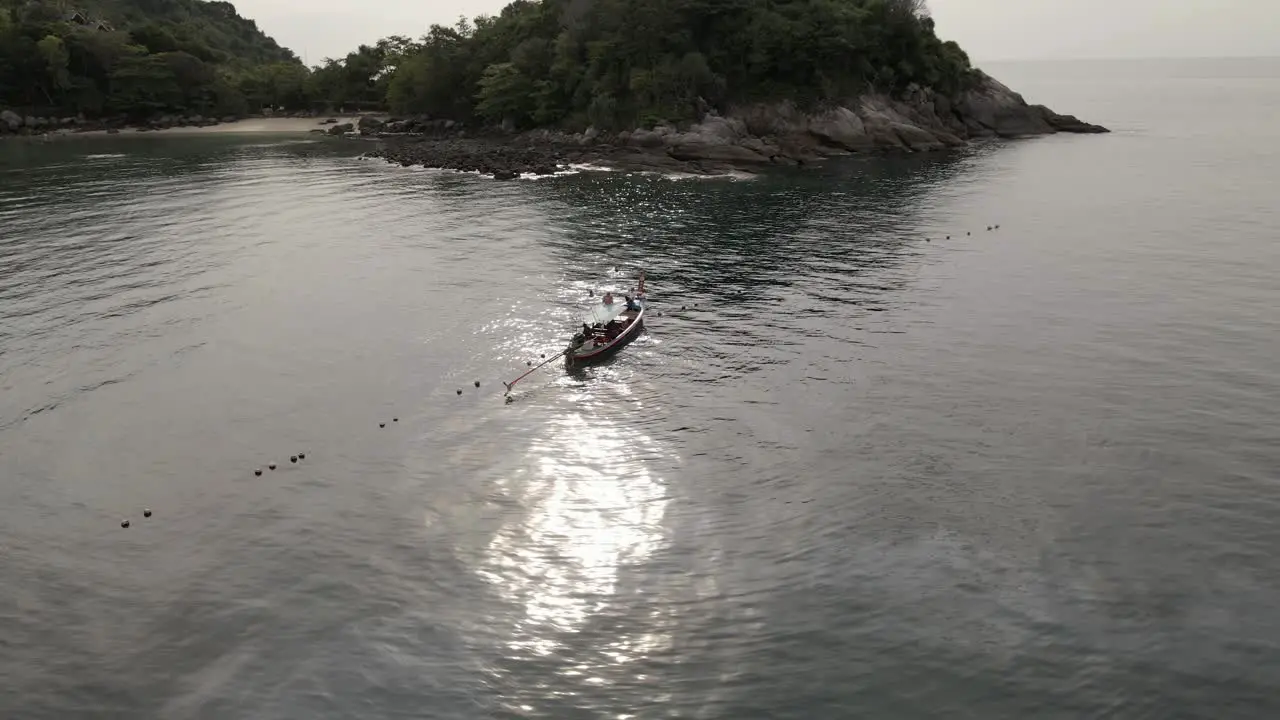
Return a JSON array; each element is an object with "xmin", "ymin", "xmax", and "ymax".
[{"xmin": 25, "ymin": 116, "xmax": 374, "ymax": 139}]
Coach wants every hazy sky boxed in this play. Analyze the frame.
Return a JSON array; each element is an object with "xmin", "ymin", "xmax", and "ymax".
[{"xmin": 231, "ymin": 0, "xmax": 1279, "ymax": 67}]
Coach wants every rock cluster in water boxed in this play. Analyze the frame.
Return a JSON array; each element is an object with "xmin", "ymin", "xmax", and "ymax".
[{"xmin": 358, "ymin": 72, "xmax": 1108, "ymax": 179}]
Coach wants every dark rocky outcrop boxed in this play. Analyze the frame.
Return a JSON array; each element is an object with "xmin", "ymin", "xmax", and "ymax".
[
  {"xmin": 360, "ymin": 71, "xmax": 1107, "ymax": 179},
  {"xmin": 357, "ymin": 115, "xmax": 385, "ymax": 135},
  {"xmin": 0, "ymin": 109, "xmax": 22, "ymax": 133}
]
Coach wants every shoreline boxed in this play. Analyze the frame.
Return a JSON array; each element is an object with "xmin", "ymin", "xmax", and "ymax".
[
  {"xmin": 1, "ymin": 116, "xmax": 375, "ymax": 140},
  {"xmin": 80, "ymin": 117, "xmax": 367, "ymax": 136},
  {"xmin": 361, "ymin": 73, "xmax": 1109, "ymax": 180}
]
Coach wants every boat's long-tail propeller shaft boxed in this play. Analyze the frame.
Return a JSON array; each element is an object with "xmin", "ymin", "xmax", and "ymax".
[{"xmin": 503, "ymin": 349, "xmax": 568, "ymax": 395}]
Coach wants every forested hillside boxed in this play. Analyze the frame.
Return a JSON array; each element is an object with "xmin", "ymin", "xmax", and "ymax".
[
  {"xmin": 326, "ymin": 0, "xmax": 976, "ymax": 130},
  {"xmin": 2, "ymin": 0, "xmax": 1001, "ymax": 137},
  {"xmin": 0, "ymin": 0, "xmax": 306, "ymax": 119}
]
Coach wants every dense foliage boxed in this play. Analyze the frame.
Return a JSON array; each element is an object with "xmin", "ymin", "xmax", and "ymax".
[
  {"xmin": 0, "ymin": 0, "xmax": 305, "ymax": 118},
  {"xmin": 1, "ymin": 0, "xmax": 976, "ymax": 129},
  {"xmin": 372, "ymin": 0, "xmax": 975, "ymax": 130}
]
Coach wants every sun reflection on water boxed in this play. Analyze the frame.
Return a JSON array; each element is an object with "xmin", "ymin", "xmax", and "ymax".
[{"xmin": 479, "ymin": 401, "xmax": 671, "ymax": 666}]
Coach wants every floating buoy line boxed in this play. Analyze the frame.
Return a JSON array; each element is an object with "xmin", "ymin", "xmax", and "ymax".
[{"xmin": 115, "ymin": 224, "xmax": 999, "ymax": 528}]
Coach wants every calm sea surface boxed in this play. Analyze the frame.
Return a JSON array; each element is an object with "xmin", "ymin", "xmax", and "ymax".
[{"xmin": 2, "ymin": 58, "xmax": 1279, "ymax": 719}]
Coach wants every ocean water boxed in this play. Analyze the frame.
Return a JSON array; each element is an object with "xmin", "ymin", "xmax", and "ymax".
[{"xmin": 2, "ymin": 58, "xmax": 1278, "ymax": 719}]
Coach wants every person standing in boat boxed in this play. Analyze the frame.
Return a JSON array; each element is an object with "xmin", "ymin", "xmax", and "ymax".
[{"xmin": 626, "ymin": 272, "xmax": 646, "ymax": 310}]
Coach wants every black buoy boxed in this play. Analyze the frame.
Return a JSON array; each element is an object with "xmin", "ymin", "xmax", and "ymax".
[
  {"xmin": 379, "ymin": 422, "xmax": 386, "ymax": 428},
  {"xmin": 268, "ymin": 463, "xmax": 277, "ymax": 470},
  {"xmin": 527, "ymin": 361, "xmax": 532, "ymax": 366},
  {"xmin": 967, "ymin": 231, "xmax": 971, "ymax": 236},
  {"xmin": 121, "ymin": 520, "xmax": 130, "ymax": 529},
  {"xmin": 457, "ymin": 389, "xmax": 463, "ymax": 395},
  {"xmin": 987, "ymin": 226, "xmax": 992, "ymax": 231},
  {"xmin": 143, "ymin": 509, "xmax": 152, "ymax": 518},
  {"xmin": 946, "ymin": 235, "xmax": 951, "ymax": 240},
  {"xmin": 474, "ymin": 381, "xmax": 480, "ymax": 388},
  {"xmin": 681, "ymin": 306, "xmax": 686, "ymax": 310},
  {"xmin": 254, "ymin": 468, "xmax": 262, "ymax": 476},
  {"xmin": 995, "ymin": 224, "xmax": 1001, "ymax": 229},
  {"xmin": 290, "ymin": 456, "xmax": 298, "ymax": 463},
  {"xmin": 298, "ymin": 452, "xmax": 306, "ymax": 460},
  {"xmin": 393, "ymin": 418, "xmax": 399, "ymax": 422},
  {"xmin": 541, "ymin": 354, "xmax": 545, "ymax": 359}
]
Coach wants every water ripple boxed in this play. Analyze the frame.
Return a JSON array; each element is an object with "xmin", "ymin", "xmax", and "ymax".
[{"xmin": 3, "ymin": 73, "xmax": 1280, "ymax": 720}]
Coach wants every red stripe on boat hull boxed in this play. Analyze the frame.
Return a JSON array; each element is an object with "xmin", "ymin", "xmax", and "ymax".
[{"xmin": 565, "ymin": 308, "xmax": 645, "ymax": 370}]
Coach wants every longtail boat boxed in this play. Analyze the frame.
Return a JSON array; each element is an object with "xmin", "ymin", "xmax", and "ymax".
[
  {"xmin": 564, "ymin": 284, "xmax": 646, "ymax": 370},
  {"xmin": 503, "ymin": 272, "xmax": 648, "ymax": 395}
]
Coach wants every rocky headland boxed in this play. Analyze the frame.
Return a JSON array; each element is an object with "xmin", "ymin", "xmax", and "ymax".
[{"xmin": 358, "ymin": 72, "xmax": 1107, "ymax": 179}]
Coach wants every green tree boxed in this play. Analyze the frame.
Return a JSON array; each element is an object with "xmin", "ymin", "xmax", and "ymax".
[
  {"xmin": 0, "ymin": 0, "xmax": 309, "ymax": 118},
  {"xmin": 108, "ymin": 54, "xmax": 183, "ymax": 113},
  {"xmin": 37, "ymin": 34, "xmax": 71, "ymax": 98},
  {"xmin": 474, "ymin": 61, "xmax": 536, "ymax": 125}
]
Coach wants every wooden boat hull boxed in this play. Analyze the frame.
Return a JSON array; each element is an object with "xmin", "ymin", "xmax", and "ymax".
[{"xmin": 565, "ymin": 305, "xmax": 645, "ymax": 370}]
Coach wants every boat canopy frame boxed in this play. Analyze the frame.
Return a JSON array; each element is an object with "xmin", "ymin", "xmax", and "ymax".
[{"xmin": 581, "ymin": 299, "xmax": 627, "ymax": 327}]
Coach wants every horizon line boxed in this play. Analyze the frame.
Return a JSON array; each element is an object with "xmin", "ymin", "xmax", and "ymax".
[{"xmin": 974, "ymin": 54, "xmax": 1280, "ymax": 64}]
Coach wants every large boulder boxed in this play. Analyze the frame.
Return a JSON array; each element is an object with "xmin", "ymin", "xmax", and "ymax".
[
  {"xmin": 327, "ymin": 122, "xmax": 354, "ymax": 136},
  {"xmin": 732, "ymin": 101, "xmax": 809, "ymax": 137},
  {"xmin": 678, "ymin": 114, "xmax": 746, "ymax": 144},
  {"xmin": 856, "ymin": 99, "xmax": 909, "ymax": 149},
  {"xmin": 0, "ymin": 109, "xmax": 20, "ymax": 132},
  {"xmin": 358, "ymin": 115, "xmax": 384, "ymax": 134},
  {"xmin": 852, "ymin": 96, "xmax": 949, "ymax": 151},
  {"xmin": 807, "ymin": 106, "xmax": 872, "ymax": 150},
  {"xmin": 885, "ymin": 84, "xmax": 969, "ymax": 139},
  {"xmin": 739, "ymin": 137, "xmax": 780, "ymax": 159},
  {"xmin": 772, "ymin": 134, "xmax": 824, "ymax": 164},
  {"xmin": 1037, "ymin": 107, "xmax": 1109, "ymax": 134},
  {"xmin": 667, "ymin": 141, "xmax": 772, "ymax": 165},
  {"xmin": 608, "ymin": 149, "xmax": 697, "ymax": 174},
  {"xmin": 628, "ymin": 129, "xmax": 665, "ymax": 148},
  {"xmin": 890, "ymin": 122, "xmax": 946, "ymax": 152},
  {"xmin": 954, "ymin": 71, "xmax": 1054, "ymax": 138}
]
